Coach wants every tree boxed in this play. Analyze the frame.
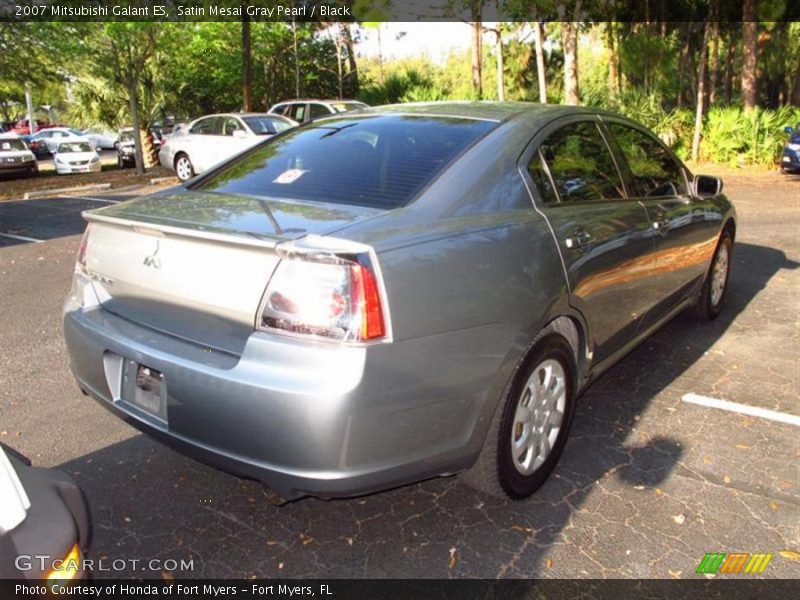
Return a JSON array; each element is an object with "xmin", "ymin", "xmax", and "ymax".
[
  {"xmin": 242, "ymin": 10, "xmax": 253, "ymax": 111},
  {"xmin": 692, "ymin": 20, "xmax": 710, "ymax": 161},
  {"xmin": 99, "ymin": 23, "xmax": 161, "ymax": 173},
  {"xmin": 533, "ymin": 21, "xmax": 548, "ymax": 103},
  {"xmin": 742, "ymin": 0, "xmax": 759, "ymax": 111},
  {"xmin": 557, "ymin": 1, "xmax": 582, "ymax": 105},
  {"xmin": 470, "ymin": 3, "xmax": 483, "ymax": 99}
]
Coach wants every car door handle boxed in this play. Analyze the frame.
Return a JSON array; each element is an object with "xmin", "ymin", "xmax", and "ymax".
[{"xmin": 564, "ymin": 229, "xmax": 593, "ymax": 249}]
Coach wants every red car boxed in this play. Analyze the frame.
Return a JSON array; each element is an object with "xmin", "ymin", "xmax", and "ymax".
[{"xmin": 10, "ymin": 118, "xmax": 63, "ymax": 135}]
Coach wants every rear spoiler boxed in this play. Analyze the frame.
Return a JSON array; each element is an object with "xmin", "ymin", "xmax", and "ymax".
[{"xmin": 83, "ymin": 211, "xmax": 283, "ymax": 250}]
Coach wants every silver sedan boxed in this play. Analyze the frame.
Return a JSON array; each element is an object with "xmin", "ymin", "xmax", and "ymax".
[{"xmin": 64, "ymin": 103, "xmax": 735, "ymax": 502}]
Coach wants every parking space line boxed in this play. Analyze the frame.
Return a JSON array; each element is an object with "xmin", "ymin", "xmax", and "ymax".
[
  {"xmin": 682, "ymin": 393, "xmax": 800, "ymax": 426},
  {"xmin": 0, "ymin": 232, "xmax": 44, "ymax": 243},
  {"xmin": 77, "ymin": 196, "xmax": 121, "ymax": 204}
]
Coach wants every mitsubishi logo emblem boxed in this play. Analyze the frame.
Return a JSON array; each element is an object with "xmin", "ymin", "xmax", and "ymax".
[{"xmin": 143, "ymin": 240, "xmax": 161, "ymax": 269}]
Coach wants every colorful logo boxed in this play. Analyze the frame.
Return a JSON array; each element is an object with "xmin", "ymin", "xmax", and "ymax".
[{"xmin": 696, "ymin": 552, "xmax": 773, "ymax": 574}]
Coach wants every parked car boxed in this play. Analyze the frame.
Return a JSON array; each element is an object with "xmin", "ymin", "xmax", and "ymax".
[
  {"xmin": 116, "ymin": 128, "xmax": 165, "ymax": 169},
  {"xmin": 10, "ymin": 118, "xmax": 64, "ymax": 135},
  {"xmin": 116, "ymin": 128, "xmax": 135, "ymax": 168},
  {"xmin": 0, "ymin": 134, "xmax": 37, "ymax": 178},
  {"xmin": 0, "ymin": 443, "xmax": 90, "ymax": 581},
  {"xmin": 63, "ymin": 103, "xmax": 735, "ymax": 502},
  {"xmin": 28, "ymin": 127, "xmax": 89, "ymax": 157},
  {"xmin": 53, "ymin": 140, "xmax": 101, "ymax": 175},
  {"xmin": 82, "ymin": 127, "xmax": 118, "ymax": 150},
  {"xmin": 269, "ymin": 99, "xmax": 368, "ymax": 123},
  {"xmin": 781, "ymin": 124, "xmax": 800, "ymax": 174},
  {"xmin": 158, "ymin": 112, "xmax": 296, "ymax": 181}
]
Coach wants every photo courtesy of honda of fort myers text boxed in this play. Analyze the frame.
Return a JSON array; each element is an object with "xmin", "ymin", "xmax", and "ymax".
[{"xmin": 1, "ymin": 0, "xmax": 800, "ymax": 598}]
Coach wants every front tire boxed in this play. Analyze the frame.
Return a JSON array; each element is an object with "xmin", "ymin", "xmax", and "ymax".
[
  {"xmin": 691, "ymin": 230, "xmax": 732, "ymax": 320},
  {"xmin": 462, "ymin": 334, "xmax": 577, "ymax": 499},
  {"xmin": 174, "ymin": 154, "xmax": 194, "ymax": 181}
]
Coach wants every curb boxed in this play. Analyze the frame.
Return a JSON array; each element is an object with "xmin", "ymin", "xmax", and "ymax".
[
  {"xmin": 23, "ymin": 183, "xmax": 113, "ymax": 200},
  {"xmin": 149, "ymin": 176, "xmax": 178, "ymax": 185}
]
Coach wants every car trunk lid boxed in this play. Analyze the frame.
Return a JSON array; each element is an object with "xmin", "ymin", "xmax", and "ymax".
[{"xmin": 82, "ymin": 191, "xmax": 380, "ymax": 355}]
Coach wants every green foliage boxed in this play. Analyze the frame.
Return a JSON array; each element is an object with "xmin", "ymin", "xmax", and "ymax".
[{"xmin": 702, "ymin": 106, "xmax": 800, "ymax": 166}]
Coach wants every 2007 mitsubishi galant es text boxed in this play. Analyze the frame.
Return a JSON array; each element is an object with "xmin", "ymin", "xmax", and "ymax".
[{"xmin": 63, "ymin": 103, "xmax": 735, "ymax": 502}]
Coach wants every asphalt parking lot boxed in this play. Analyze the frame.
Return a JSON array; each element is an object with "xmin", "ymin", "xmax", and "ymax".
[{"xmin": 0, "ymin": 172, "xmax": 798, "ymax": 579}]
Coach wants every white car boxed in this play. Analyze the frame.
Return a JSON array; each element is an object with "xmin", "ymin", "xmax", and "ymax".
[
  {"xmin": 82, "ymin": 127, "xmax": 118, "ymax": 150},
  {"xmin": 158, "ymin": 113, "xmax": 297, "ymax": 181},
  {"xmin": 53, "ymin": 140, "xmax": 101, "ymax": 175},
  {"xmin": 269, "ymin": 99, "xmax": 368, "ymax": 123},
  {"xmin": 28, "ymin": 127, "xmax": 90, "ymax": 156},
  {"xmin": 0, "ymin": 134, "xmax": 37, "ymax": 178}
]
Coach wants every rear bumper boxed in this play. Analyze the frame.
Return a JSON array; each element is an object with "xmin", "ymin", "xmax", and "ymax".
[
  {"xmin": 63, "ymin": 289, "xmax": 493, "ymax": 499},
  {"xmin": 781, "ymin": 150, "xmax": 800, "ymax": 172}
]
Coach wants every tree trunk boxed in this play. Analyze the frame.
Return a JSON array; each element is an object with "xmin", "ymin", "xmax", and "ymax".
[
  {"xmin": 709, "ymin": 19, "xmax": 719, "ymax": 105},
  {"xmin": 606, "ymin": 22, "xmax": 616, "ymax": 102},
  {"xmin": 495, "ymin": 25, "xmax": 504, "ymax": 101},
  {"xmin": 676, "ymin": 27, "xmax": 687, "ymax": 108},
  {"xmin": 560, "ymin": 20, "xmax": 580, "ymax": 105},
  {"xmin": 692, "ymin": 22, "xmax": 710, "ymax": 162},
  {"xmin": 292, "ymin": 17, "xmax": 300, "ymax": 97},
  {"xmin": 471, "ymin": 19, "xmax": 483, "ymax": 99},
  {"xmin": 128, "ymin": 83, "xmax": 144, "ymax": 174},
  {"xmin": 741, "ymin": 0, "xmax": 758, "ymax": 111},
  {"xmin": 242, "ymin": 13, "xmax": 253, "ymax": 111},
  {"xmin": 342, "ymin": 23, "xmax": 359, "ymax": 93},
  {"xmin": 334, "ymin": 29, "xmax": 344, "ymax": 99},
  {"xmin": 376, "ymin": 25, "xmax": 384, "ymax": 84},
  {"xmin": 791, "ymin": 63, "xmax": 800, "ymax": 106},
  {"xmin": 533, "ymin": 21, "xmax": 547, "ymax": 103},
  {"xmin": 723, "ymin": 32, "xmax": 735, "ymax": 104}
]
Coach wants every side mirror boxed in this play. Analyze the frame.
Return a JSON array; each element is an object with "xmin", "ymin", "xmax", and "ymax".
[
  {"xmin": 694, "ymin": 175, "xmax": 723, "ymax": 197},
  {"xmin": 784, "ymin": 126, "xmax": 795, "ymax": 134},
  {"xmin": 232, "ymin": 129, "xmax": 247, "ymax": 139}
]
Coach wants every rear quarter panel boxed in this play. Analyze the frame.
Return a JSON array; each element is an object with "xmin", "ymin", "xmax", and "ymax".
[{"xmin": 335, "ymin": 120, "xmax": 572, "ymax": 466}]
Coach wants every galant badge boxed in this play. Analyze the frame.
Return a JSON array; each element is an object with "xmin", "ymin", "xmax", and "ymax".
[{"xmin": 143, "ymin": 241, "xmax": 161, "ymax": 269}]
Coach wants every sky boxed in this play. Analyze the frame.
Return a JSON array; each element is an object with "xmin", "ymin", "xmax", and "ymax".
[{"xmin": 354, "ymin": 23, "xmax": 474, "ymax": 64}]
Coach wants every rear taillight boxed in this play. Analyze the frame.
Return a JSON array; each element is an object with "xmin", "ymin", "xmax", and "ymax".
[
  {"xmin": 77, "ymin": 225, "xmax": 91, "ymax": 273},
  {"xmin": 258, "ymin": 237, "xmax": 390, "ymax": 344}
]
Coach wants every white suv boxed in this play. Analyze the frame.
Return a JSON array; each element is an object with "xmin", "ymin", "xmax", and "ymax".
[{"xmin": 268, "ymin": 99, "xmax": 368, "ymax": 123}]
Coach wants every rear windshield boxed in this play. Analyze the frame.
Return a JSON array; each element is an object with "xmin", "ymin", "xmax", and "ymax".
[
  {"xmin": 331, "ymin": 102, "xmax": 368, "ymax": 113},
  {"xmin": 119, "ymin": 131, "xmax": 134, "ymax": 143},
  {"xmin": 243, "ymin": 116, "xmax": 294, "ymax": 135},
  {"xmin": 0, "ymin": 139, "xmax": 27, "ymax": 152},
  {"xmin": 192, "ymin": 115, "xmax": 495, "ymax": 209}
]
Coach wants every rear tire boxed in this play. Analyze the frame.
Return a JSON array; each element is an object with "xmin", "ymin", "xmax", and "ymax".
[
  {"xmin": 690, "ymin": 231, "xmax": 732, "ymax": 320},
  {"xmin": 462, "ymin": 334, "xmax": 576, "ymax": 499},
  {"xmin": 174, "ymin": 154, "xmax": 194, "ymax": 181}
]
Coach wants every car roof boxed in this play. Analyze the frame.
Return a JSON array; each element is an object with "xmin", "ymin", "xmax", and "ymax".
[
  {"xmin": 359, "ymin": 101, "xmax": 617, "ymax": 124},
  {"xmin": 275, "ymin": 99, "xmax": 364, "ymax": 105}
]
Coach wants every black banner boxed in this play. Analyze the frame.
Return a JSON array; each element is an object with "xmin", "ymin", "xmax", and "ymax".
[
  {"xmin": 2, "ymin": 0, "xmax": 798, "ymax": 23},
  {"xmin": 2, "ymin": 579, "xmax": 799, "ymax": 600}
]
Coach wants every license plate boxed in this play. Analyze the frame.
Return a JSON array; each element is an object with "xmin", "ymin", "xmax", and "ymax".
[
  {"xmin": 121, "ymin": 361, "xmax": 167, "ymax": 422},
  {"xmin": 782, "ymin": 156, "xmax": 791, "ymax": 162}
]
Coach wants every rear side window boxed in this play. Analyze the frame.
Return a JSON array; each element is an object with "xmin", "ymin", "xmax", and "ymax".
[
  {"xmin": 309, "ymin": 103, "xmax": 331, "ymax": 120},
  {"xmin": 607, "ymin": 123, "xmax": 687, "ymax": 197},
  {"xmin": 190, "ymin": 117, "xmax": 221, "ymax": 135},
  {"xmin": 287, "ymin": 104, "xmax": 307, "ymax": 122},
  {"xmin": 193, "ymin": 115, "xmax": 495, "ymax": 209},
  {"xmin": 534, "ymin": 121, "xmax": 625, "ymax": 202}
]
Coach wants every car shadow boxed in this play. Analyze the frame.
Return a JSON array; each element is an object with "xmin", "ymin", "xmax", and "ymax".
[
  {"xmin": 0, "ymin": 197, "xmax": 104, "ymax": 245},
  {"xmin": 55, "ymin": 242, "xmax": 799, "ymax": 578}
]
